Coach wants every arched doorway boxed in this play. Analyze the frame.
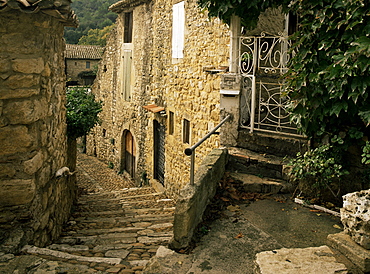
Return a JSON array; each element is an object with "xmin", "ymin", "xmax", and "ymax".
[{"xmin": 121, "ymin": 130, "xmax": 136, "ymax": 179}]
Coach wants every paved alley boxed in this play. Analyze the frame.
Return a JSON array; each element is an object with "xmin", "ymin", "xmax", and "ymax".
[{"xmin": 0, "ymin": 153, "xmax": 175, "ymax": 274}]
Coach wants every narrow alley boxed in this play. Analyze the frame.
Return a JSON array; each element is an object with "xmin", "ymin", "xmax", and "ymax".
[{"xmin": 0, "ymin": 153, "xmax": 175, "ymax": 274}]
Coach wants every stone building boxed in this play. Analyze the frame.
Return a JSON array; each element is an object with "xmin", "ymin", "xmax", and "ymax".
[
  {"xmin": 65, "ymin": 44, "xmax": 103, "ymax": 86},
  {"xmin": 87, "ymin": 0, "xmax": 301, "ymax": 198},
  {"xmin": 0, "ymin": 0, "xmax": 78, "ymax": 252},
  {"xmin": 87, "ymin": 0, "xmax": 229, "ymax": 197}
]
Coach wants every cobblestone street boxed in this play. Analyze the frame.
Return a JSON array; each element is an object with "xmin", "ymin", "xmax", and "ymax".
[{"xmin": 0, "ymin": 153, "xmax": 175, "ymax": 274}]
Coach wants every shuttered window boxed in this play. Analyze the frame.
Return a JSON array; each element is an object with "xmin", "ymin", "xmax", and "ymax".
[
  {"xmin": 122, "ymin": 49, "xmax": 132, "ymax": 101},
  {"xmin": 172, "ymin": 1, "xmax": 185, "ymax": 59}
]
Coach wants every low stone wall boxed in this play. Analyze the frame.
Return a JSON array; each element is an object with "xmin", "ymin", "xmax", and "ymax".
[{"xmin": 169, "ymin": 148, "xmax": 228, "ymax": 250}]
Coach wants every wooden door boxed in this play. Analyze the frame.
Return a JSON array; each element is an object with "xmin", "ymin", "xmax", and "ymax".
[{"xmin": 153, "ymin": 120, "xmax": 165, "ymax": 185}]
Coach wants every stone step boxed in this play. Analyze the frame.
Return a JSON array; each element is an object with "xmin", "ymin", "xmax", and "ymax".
[
  {"xmin": 22, "ymin": 245, "xmax": 122, "ymax": 265},
  {"xmin": 72, "ymin": 209, "xmax": 126, "ymax": 217},
  {"xmin": 227, "ymin": 147, "xmax": 288, "ymax": 180},
  {"xmin": 70, "ymin": 214, "xmax": 174, "ymax": 224},
  {"xmin": 230, "ymin": 173, "xmax": 293, "ymax": 194}
]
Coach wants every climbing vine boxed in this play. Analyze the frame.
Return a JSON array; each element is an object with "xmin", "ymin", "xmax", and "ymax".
[{"xmin": 285, "ymin": 0, "xmax": 370, "ymax": 148}]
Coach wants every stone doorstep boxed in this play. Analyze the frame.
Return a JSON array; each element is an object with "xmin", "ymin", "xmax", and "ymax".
[
  {"xmin": 256, "ymin": 245, "xmax": 348, "ymax": 274},
  {"xmin": 22, "ymin": 245, "xmax": 122, "ymax": 265},
  {"xmin": 228, "ymin": 147, "xmax": 287, "ymax": 166},
  {"xmin": 327, "ymin": 232, "xmax": 370, "ymax": 273},
  {"xmin": 230, "ymin": 173, "xmax": 291, "ymax": 194}
]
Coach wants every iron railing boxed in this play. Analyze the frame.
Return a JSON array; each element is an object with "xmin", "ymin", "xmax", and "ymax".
[{"xmin": 185, "ymin": 114, "xmax": 231, "ymax": 185}]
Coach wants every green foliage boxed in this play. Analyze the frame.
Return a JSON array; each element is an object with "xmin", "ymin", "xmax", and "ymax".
[
  {"xmin": 66, "ymin": 87, "xmax": 102, "ymax": 139},
  {"xmin": 285, "ymin": 0, "xmax": 370, "ymax": 147},
  {"xmin": 362, "ymin": 141, "xmax": 370, "ymax": 165},
  {"xmin": 78, "ymin": 25, "xmax": 115, "ymax": 46},
  {"xmin": 287, "ymin": 145, "xmax": 348, "ymax": 196},
  {"xmin": 65, "ymin": 0, "xmax": 117, "ymax": 44},
  {"xmin": 197, "ymin": 0, "xmax": 290, "ymax": 29}
]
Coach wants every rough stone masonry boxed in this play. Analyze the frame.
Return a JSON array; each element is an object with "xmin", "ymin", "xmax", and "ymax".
[{"xmin": 0, "ymin": 2, "xmax": 77, "ymax": 253}]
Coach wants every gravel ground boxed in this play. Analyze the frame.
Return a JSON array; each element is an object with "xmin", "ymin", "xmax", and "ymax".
[{"xmin": 76, "ymin": 152, "xmax": 136, "ymax": 194}]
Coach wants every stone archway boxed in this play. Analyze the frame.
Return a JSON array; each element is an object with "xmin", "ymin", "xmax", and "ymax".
[{"xmin": 121, "ymin": 130, "xmax": 136, "ymax": 179}]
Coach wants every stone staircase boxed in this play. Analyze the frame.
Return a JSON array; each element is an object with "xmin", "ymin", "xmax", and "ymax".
[
  {"xmin": 21, "ymin": 187, "xmax": 175, "ymax": 273},
  {"xmin": 226, "ymin": 146, "xmax": 293, "ymax": 194}
]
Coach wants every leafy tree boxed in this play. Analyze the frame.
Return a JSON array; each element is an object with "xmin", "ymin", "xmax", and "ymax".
[
  {"xmin": 78, "ymin": 25, "xmax": 115, "ymax": 46},
  {"xmin": 197, "ymin": 0, "xmax": 290, "ymax": 29},
  {"xmin": 66, "ymin": 87, "xmax": 102, "ymax": 139},
  {"xmin": 65, "ymin": 0, "xmax": 117, "ymax": 44}
]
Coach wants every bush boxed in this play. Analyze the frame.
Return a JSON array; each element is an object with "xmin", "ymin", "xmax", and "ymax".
[{"xmin": 287, "ymin": 144, "xmax": 348, "ymax": 201}]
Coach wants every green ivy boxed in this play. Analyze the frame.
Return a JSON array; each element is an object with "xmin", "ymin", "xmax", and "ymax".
[
  {"xmin": 66, "ymin": 87, "xmax": 102, "ymax": 139},
  {"xmin": 285, "ymin": 0, "xmax": 370, "ymax": 147}
]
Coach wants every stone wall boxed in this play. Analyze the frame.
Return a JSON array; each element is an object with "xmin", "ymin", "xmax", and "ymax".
[
  {"xmin": 87, "ymin": 0, "xmax": 230, "ymax": 198},
  {"xmin": 169, "ymin": 148, "xmax": 228, "ymax": 250},
  {"xmin": 0, "ymin": 11, "xmax": 75, "ymax": 252},
  {"xmin": 65, "ymin": 58, "xmax": 100, "ymax": 84}
]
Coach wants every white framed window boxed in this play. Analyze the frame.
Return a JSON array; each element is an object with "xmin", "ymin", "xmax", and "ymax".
[{"xmin": 172, "ymin": 1, "xmax": 185, "ymax": 60}]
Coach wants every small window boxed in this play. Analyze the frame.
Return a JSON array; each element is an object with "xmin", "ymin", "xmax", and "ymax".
[
  {"xmin": 183, "ymin": 119, "xmax": 190, "ymax": 144},
  {"xmin": 169, "ymin": 111, "xmax": 174, "ymax": 135},
  {"xmin": 124, "ymin": 11, "xmax": 133, "ymax": 43},
  {"xmin": 86, "ymin": 61, "xmax": 90, "ymax": 69}
]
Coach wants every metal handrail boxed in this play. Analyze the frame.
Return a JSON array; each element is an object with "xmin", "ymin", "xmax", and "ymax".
[{"xmin": 185, "ymin": 114, "xmax": 231, "ymax": 185}]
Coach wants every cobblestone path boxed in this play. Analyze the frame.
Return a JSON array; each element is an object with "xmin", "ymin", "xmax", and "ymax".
[{"xmin": 1, "ymin": 153, "xmax": 175, "ymax": 274}]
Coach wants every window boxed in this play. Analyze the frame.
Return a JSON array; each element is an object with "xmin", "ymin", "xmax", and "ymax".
[
  {"xmin": 169, "ymin": 111, "xmax": 174, "ymax": 135},
  {"xmin": 183, "ymin": 119, "xmax": 190, "ymax": 144},
  {"xmin": 124, "ymin": 11, "xmax": 133, "ymax": 43},
  {"xmin": 172, "ymin": 1, "xmax": 185, "ymax": 59},
  {"xmin": 122, "ymin": 49, "xmax": 132, "ymax": 101},
  {"xmin": 86, "ymin": 61, "xmax": 90, "ymax": 69}
]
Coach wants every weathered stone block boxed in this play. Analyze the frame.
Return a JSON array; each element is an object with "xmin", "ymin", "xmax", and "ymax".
[
  {"xmin": 327, "ymin": 232, "xmax": 370, "ymax": 273},
  {"xmin": 341, "ymin": 190, "xmax": 370, "ymax": 249},
  {"xmin": 24, "ymin": 151, "xmax": 44, "ymax": 175},
  {"xmin": 0, "ymin": 164, "xmax": 16, "ymax": 178},
  {"xmin": 0, "ymin": 57, "xmax": 10, "ymax": 73},
  {"xmin": 4, "ymin": 74, "xmax": 39, "ymax": 89},
  {"xmin": 0, "ymin": 125, "xmax": 34, "ymax": 156},
  {"xmin": 0, "ymin": 87, "xmax": 40, "ymax": 100},
  {"xmin": 3, "ymin": 98, "xmax": 47, "ymax": 124},
  {"xmin": 0, "ymin": 179, "xmax": 36, "ymax": 206},
  {"xmin": 12, "ymin": 58, "xmax": 44, "ymax": 74}
]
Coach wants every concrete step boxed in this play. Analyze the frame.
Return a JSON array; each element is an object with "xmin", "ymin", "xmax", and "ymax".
[
  {"xmin": 227, "ymin": 147, "xmax": 289, "ymax": 180},
  {"xmin": 230, "ymin": 173, "xmax": 293, "ymax": 194}
]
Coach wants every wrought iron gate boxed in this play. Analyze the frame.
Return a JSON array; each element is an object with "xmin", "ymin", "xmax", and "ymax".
[{"xmin": 239, "ymin": 33, "xmax": 300, "ymax": 136}]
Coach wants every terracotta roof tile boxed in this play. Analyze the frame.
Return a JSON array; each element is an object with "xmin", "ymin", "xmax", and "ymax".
[
  {"xmin": 0, "ymin": 0, "xmax": 78, "ymax": 27},
  {"xmin": 65, "ymin": 44, "xmax": 104, "ymax": 60}
]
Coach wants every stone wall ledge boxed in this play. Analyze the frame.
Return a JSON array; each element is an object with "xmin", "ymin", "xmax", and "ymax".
[{"xmin": 169, "ymin": 148, "xmax": 228, "ymax": 250}]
